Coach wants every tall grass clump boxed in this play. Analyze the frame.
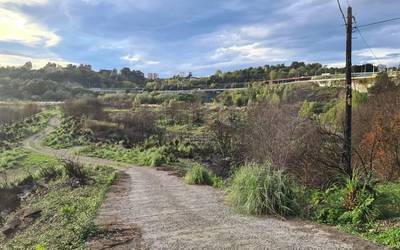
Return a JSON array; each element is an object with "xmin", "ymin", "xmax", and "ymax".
[
  {"xmin": 184, "ymin": 164, "xmax": 213, "ymax": 186},
  {"xmin": 312, "ymin": 173, "xmax": 382, "ymax": 230},
  {"xmin": 228, "ymin": 162, "xmax": 300, "ymax": 216}
]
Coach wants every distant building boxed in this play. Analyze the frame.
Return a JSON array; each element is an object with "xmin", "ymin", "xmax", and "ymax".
[{"xmin": 147, "ymin": 73, "xmax": 159, "ymax": 80}]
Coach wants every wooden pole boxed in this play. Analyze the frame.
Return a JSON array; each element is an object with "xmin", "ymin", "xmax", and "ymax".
[{"xmin": 343, "ymin": 6, "xmax": 353, "ymax": 177}]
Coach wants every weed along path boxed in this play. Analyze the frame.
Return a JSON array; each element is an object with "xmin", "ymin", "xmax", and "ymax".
[{"xmin": 23, "ymin": 119, "xmax": 383, "ymax": 250}]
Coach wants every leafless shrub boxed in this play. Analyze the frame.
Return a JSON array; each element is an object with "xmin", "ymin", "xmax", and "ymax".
[
  {"xmin": 114, "ymin": 109, "xmax": 163, "ymax": 145},
  {"xmin": 242, "ymin": 102, "xmax": 344, "ymax": 187},
  {"xmin": 205, "ymin": 109, "xmax": 244, "ymax": 177},
  {"xmin": 62, "ymin": 97, "xmax": 107, "ymax": 121},
  {"xmin": 353, "ymin": 86, "xmax": 400, "ymax": 181},
  {"xmin": 61, "ymin": 158, "xmax": 87, "ymax": 187},
  {"xmin": 0, "ymin": 104, "xmax": 41, "ymax": 125}
]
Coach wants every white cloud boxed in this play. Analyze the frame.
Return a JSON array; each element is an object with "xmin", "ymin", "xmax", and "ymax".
[
  {"xmin": 122, "ymin": 54, "xmax": 160, "ymax": 66},
  {"xmin": 196, "ymin": 24, "xmax": 272, "ymax": 48},
  {"xmin": 239, "ymin": 25, "xmax": 271, "ymax": 39},
  {"xmin": 354, "ymin": 48, "xmax": 400, "ymax": 66},
  {"xmin": 177, "ymin": 43, "xmax": 291, "ymax": 72},
  {"xmin": 80, "ymin": 0, "xmax": 161, "ymax": 11},
  {"xmin": 0, "ymin": 0, "xmax": 48, "ymax": 5},
  {"xmin": 212, "ymin": 43, "xmax": 291, "ymax": 62},
  {"xmin": 0, "ymin": 7, "xmax": 61, "ymax": 47},
  {"xmin": 123, "ymin": 54, "xmax": 141, "ymax": 62},
  {"xmin": 0, "ymin": 53, "xmax": 74, "ymax": 69}
]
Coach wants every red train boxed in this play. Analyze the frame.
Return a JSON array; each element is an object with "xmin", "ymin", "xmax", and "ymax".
[{"xmin": 270, "ymin": 76, "xmax": 312, "ymax": 84}]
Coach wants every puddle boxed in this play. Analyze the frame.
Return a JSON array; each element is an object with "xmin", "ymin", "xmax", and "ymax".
[
  {"xmin": 0, "ymin": 187, "xmax": 21, "ymax": 215},
  {"xmin": 0, "ymin": 183, "xmax": 36, "ymax": 217}
]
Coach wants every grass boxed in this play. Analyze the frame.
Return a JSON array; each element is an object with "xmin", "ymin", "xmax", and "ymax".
[
  {"xmin": 227, "ymin": 162, "xmax": 300, "ymax": 216},
  {"xmin": 184, "ymin": 164, "xmax": 212, "ymax": 185},
  {"xmin": 310, "ymin": 178, "xmax": 400, "ymax": 249},
  {"xmin": 366, "ymin": 227, "xmax": 400, "ymax": 249},
  {"xmin": 363, "ymin": 182, "xmax": 400, "ymax": 249},
  {"xmin": 79, "ymin": 143, "xmax": 170, "ymax": 167},
  {"xmin": 0, "ymin": 160, "xmax": 117, "ymax": 249},
  {"xmin": 184, "ymin": 164, "xmax": 224, "ymax": 188},
  {"xmin": 0, "ymin": 110, "xmax": 53, "ymax": 150},
  {"xmin": 44, "ymin": 116, "xmax": 90, "ymax": 149},
  {"xmin": 0, "ymin": 148, "xmax": 59, "ymax": 186}
]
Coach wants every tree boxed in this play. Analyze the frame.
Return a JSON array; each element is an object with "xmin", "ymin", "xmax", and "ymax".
[
  {"xmin": 269, "ymin": 70, "xmax": 278, "ymax": 80},
  {"xmin": 353, "ymin": 86, "xmax": 400, "ymax": 180},
  {"xmin": 368, "ymin": 72, "xmax": 396, "ymax": 95},
  {"xmin": 22, "ymin": 61, "xmax": 33, "ymax": 70}
]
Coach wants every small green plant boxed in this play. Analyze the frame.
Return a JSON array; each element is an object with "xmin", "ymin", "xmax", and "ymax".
[
  {"xmin": 60, "ymin": 204, "xmax": 77, "ymax": 221},
  {"xmin": 184, "ymin": 165, "xmax": 213, "ymax": 185},
  {"xmin": 35, "ymin": 244, "xmax": 46, "ymax": 250},
  {"xmin": 311, "ymin": 174, "xmax": 380, "ymax": 230},
  {"xmin": 137, "ymin": 147, "xmax": 168, "ymax": 167},
  {"xmin": 211, "ymin": 175, "xmax": 224, "ymax": 188},
  {"xmin": 372, "ymin": 227, "xmax": 400, "ymax": 249},
  {"xmin": 228, "ymin": 162, "xmax": 300, "ymax": 216}
]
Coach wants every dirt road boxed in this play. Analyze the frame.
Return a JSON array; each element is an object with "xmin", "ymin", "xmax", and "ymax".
[{"xmin": 23, "ymin": 119, "xmax": 382, "ymax": 250}]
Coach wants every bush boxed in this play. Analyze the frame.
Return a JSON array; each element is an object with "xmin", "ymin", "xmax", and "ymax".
[
  {"xmin": 137, "ymin": 147, "xmax": 168, "ymax": 167},
  {"xmin": 311, "ymin": 175, "xmax": 380, "ymax": 230},
  {"xmin": 62, "ymin": 97, "xmax": 106, "ymax": 120},
  {"xmin": 62, "ymin": 159, "xmax": 88, "ymax": 186},
  {"xmin": 228, "ymin": 162, "xmax": 300, "ymax": 216},
  {"xmin": 184, "ymin": 165, "xmax": 213, "ymax": 185}
]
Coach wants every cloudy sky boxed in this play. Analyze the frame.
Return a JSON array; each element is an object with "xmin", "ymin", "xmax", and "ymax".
[{"xmin": 0, "ymin": 0, "xmax": 399, "ymax": 76}]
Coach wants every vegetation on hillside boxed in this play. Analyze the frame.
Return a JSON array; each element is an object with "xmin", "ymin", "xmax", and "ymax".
[
  {"xmin": 0, "ymin": 154, "xmax": 116, "ymax": 249},
  {"xmin": 58, "ymin": 72, "xmax": 398, "ymax": 248},
  {"xmin": 0, "ymin": 107, "xmax": 53, "ymax": 150},
  {"xmin": 2, "ymin": 71, "xmax": 399, "ymax": 248},
  {"xmin": 0, "ymin": 61, "xmax": 388, "ymax": 101}
]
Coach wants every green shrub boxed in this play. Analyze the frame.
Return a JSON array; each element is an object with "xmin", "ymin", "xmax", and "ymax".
[
  {"xmin": 311, "ymin": 175, "xmax": 380, "ymax": 230},
  {"xmin": 299, "ymin": 100, "xmax": 316, "ymax": 118},
  {"xmin": 184, "ymin": 165, "xmax": 213, "ymax": 185},
  {"xmin": 60, "ymin": 204, "xmax": 77, "ymax": 221},
  {"xmin": 228, "ymin": 162, "xmax": 300, "ymax": 216},
  {"xmin": 211, "ymin": 175, "xmax": 224, "ymax": 188},
  {"xmin": 35, "ymin": 244, "xmax": 46, "ymax": 250},
  {"xmin": 375, "ymin": 182, "xmax": 400, "ymax": 219}
]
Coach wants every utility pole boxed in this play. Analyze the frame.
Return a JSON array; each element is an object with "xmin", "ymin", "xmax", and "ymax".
[{"xmin": 343, "ymin": 6, "xmax": 353, "ymax": 177}]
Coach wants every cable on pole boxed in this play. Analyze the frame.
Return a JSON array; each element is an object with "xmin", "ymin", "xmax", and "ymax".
[
  {"xmin": 356, "ymin": 17, "xmax": 400, "ymax": 29},
  {"xmin": 337, "ymin": 0, "xmax": 347, "ymax": 25},
  {"xmin": 353, "ymin": 17, "xmax": 382, "ymax": 65}
]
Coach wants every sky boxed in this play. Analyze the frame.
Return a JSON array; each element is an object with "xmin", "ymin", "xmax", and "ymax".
[{"xmin": 0, "ymin": 0, "xmax": 399, "ymax": 77}]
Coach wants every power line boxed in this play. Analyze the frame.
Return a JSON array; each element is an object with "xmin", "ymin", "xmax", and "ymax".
[
  {"xmin": 356, "ymin": 17, "xmax": 400, "ymax": 29},
  {"xmin": 337, "ymin": 0, "xmax": 347, "ymax": 25},
  {"xmin": 354, "ymin": 21, "xmax": 382, "ymax": 64}
]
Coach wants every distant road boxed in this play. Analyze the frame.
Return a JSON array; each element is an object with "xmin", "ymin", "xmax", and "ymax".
[
  {"xmin": 88, "ymin": 74, "xmax": 383, "ymax": 94},
  {"xmin": 0, "ymin": 101, "xmax": 63, "ymax": 106}
]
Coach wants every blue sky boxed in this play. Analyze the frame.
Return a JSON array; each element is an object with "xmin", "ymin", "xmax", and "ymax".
[{"xmin": 0, "ymin": 0, "xmax": 399, "ymax": 77}]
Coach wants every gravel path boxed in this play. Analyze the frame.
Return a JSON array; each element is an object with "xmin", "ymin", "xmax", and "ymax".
[{"xmin": 23, "ymin": 118, "xmax": 383, "ymax": 250}]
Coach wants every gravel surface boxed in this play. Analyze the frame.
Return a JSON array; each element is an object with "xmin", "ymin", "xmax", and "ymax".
[{"xmin": 23, "ymin": 118, "xmax": 384, "ymax": 250}]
